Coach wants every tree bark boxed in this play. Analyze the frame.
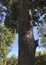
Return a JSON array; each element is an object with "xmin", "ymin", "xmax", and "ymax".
[{"xmin": 18, "ymin": 0, "xmax": 38, "ymax": 65}]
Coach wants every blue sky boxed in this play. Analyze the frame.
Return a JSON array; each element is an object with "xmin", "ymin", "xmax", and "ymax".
[{"xmin": 8, "ymin": 33, "xmax": 18, "ymax": 57}]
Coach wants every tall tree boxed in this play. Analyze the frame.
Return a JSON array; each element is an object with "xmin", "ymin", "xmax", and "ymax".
[
  {"xmin": 18, "ymin": 0, "xmax": 37, "ymax": 65},
  {"xmin": 0, "ymin": 0, "xmax": 46, "ymax": 65},
  {"xmin": 17, "ymin": 0, "xmax": 46, "ymax": 65}
]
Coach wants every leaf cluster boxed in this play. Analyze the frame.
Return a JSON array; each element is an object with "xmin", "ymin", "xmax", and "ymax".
[{"xmin": 0, "ymin": 25, "xmax": 15, "ymax": 60}]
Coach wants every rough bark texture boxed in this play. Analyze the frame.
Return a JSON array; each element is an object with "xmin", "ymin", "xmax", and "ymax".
[
  {"xmin": 18, "ymin": 0, "xmax": 38, "ymax": 65},
  {"xmin": 18, "ymin": 34, "xmax": 36, "ymax": 65}
]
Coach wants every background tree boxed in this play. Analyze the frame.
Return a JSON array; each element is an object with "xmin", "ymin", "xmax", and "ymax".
[
  {"xmin": 35, "ymin": 50, "xmax": 46, "ymax": 65},
  {"xmin": 0, "ymin": 25, "xmax": 15, "ymax": 65},
  {"xmin": 0, "ymin": 1, "xmax": 16, "ymax": 65},
  {"xmin": 6, "ymin": 55, "xmax": 18, "ymax": 65}
]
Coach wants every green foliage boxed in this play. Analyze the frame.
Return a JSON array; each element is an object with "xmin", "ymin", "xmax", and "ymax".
[
  {"xmin": 35, "ymin": 51, "xmax": 46, "ymax": 65},
  {"xmin": 0, "ymin": 25, "xmax": 15, "ymax": 65},
  {"xmin": 42, "ymin": 35, "xmax": 46, "ymax": 42},
  {"xmin": 11, "ymin": 1, "xmax": 18, "ymax": 21},
  {"xmin": 4, "ymin": 0, "xmax": 18, "ymax": 33},
  {"xmin": 0, "ymin": 60, "xmax": 3, "ymax": 65},
  {"xmin": 5, "ymin": 15, "xmax": 17, "ymax": 33},
  {"xmin": 0, "ymin": 25, "xmax": 15, "ymax": 55},
  {"xmin": 0, "ymin": 55, "xmax": 18, "ymax": 65},
  {"xmin": 35, "ymin": 55, "xmax": 46, "ymax": 65},
  {"xmin": 0, "ymin": 25, "xmax": 15, "ymax": 46},
  {"xmin": 7, "ymin": 55, "xmax": 18, "ymax": 65}
]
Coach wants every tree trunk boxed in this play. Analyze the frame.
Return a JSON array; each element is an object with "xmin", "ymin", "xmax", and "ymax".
[{"xmin": 18, "ymin": 0, "xmax": 38, "ymax": 65}]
